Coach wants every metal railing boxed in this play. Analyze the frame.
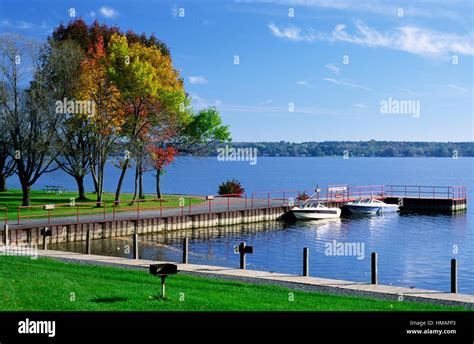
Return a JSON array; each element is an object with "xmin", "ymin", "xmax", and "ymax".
[
  {"xmin": 385, "ymin": 185, "xmax": 467, "ymax": 200},
  {"xmin": 6, "ymin": 184, "xmax": 467, "ymax": 227}
]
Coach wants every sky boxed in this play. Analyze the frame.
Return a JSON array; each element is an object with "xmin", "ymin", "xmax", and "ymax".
[{"xmin": 0, "ymin": 0, "xmax": 473, "ymax": 142}]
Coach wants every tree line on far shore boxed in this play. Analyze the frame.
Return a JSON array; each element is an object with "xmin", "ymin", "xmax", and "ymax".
[
  {"xmin": 0, "ymin": 19, "xmax": 230, "ymax": 206},
  {"xmin": 191, "ymin": 141, "xmax": 474, "ymax": 158}
]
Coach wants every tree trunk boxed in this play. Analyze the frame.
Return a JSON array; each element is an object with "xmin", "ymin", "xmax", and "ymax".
[
  {"xmin": 74, "ymin": 175, "xmax": 87, "ymax": 200},
  {"xmin": 90, "ymin": 163, "xmax": 99, "ymax": 194},
  {"xmin": 96, "ymin": 162, "xmax": 104, "ymax": 207},
  {"xmin": 21, "ymin": 182, "xmax": 31, "ymax": 206},
  {"xmin": 114, "ymin": 159, "xmax": 129, "ymax": 202},
  {"xmin": 156, "ymin": 168, "xmax": 161, "ymax": 199},
  {"xmin": 138, "ymin": 162, "xmax": 144, "ymax": 199},
  {"xmin": 132, "ymin": 163, "xmax": 139, "ymax": 201},
  {"xmin": 0, "ymin": 174, "xmax": 7, "ymax": 192}
]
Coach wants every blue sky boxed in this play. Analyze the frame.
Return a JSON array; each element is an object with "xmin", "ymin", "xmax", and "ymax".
[{"xmin": 0, "ymin": 0, "xmax": 473, "ymax": 142}]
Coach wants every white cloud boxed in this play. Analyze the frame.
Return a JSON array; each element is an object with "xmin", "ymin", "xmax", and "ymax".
[
  {"xmin": 448, "ymin": 84, "xmax": 468, "ymax": 92},
  {"xmin": 268, "ymin": 23, "xmax": 318, "ymax": 42},
  {"xmin": 322, "ymin": 77, "xmax": 371, "ymax": 91},
  {"xmin": 259, "ymin": 99, "xmax": 273, "ymax": 105},
  {"xmin": 89, "ymin": 11, "xmax": 96, "ymax": 18},
  {"xmin": 325, "ymin": 63, "xmax": 340, "ymax": 75},
  {"xmin": 189, "ymin": 76, "xmax": 208, "ymax": 85},
  {"xmin": 327, "ymin": 21, "xmax": 474, "ymax": 57},
  {"xmin": 191, "ymin": 95, "xmax": 340, "ymax": 116},
  {"xmin": 191, "ymin": 94, "xmax": 221, "ymax": 109},
  {"xmin": 269, "ymin": 21, "xmax": 474, "ymax": 58},
  {"xmin": 399, "ymin": 88, "xmax": 416, "ymax": 95},
  {"xmin": 297, "ymin": 80, "xmax": 313, "ymax": 88},
  {"xmin": 99, "ymin": 6, "xmax": 118, "ymax": 18},
  {"xmin": 0, "ymin": 19, "xmax": 49, "ymax": 31},
  {"xmin": 353, "ymin": 103, "xmax": 367, "ymax": 109}
]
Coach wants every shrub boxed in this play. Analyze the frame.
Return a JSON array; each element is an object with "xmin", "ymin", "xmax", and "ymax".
[{"xmin": 218, "ymin": 179, "xmax": 245, "ymax": 197}]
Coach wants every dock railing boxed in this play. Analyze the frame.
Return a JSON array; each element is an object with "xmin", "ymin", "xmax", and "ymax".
[
  {"xmin": 8, "ymin": 184, "xmax": 467, "ymax": 227},
  {"xmin": 386, "ymin": 185, "xmax": 467, "ymax": 200}
]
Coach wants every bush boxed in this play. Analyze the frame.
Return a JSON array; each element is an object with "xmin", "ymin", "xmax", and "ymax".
[{"xmin": 218, "ymin": 179, "xmax": 245, "ymax": 197}]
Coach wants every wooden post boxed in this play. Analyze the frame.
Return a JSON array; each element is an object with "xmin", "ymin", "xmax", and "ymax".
[
  {"xmin": 133, "ymin": 221, "xmax": 139, "ymax": 259},
  {"xmin": 371, "ymin": 252, "xmax": 377, "ymax": 285},
  {"xmin": 451, "ymin": 258, "xmax": 457, "ymax": 293},
  {"xmin": 182, "ymin": 237, "xmax": 189, "ymax": 264},
  {"xmin": 160, "ymin": 276, "xmax": 167, "ymax": 299},
  {"xmin": 240, "ymin": 242, "xmax": 246, "ymax": 270},
  {"xmin": 86, "ymin": 228, "xmax": 91, "ymax": 254},
  {"xmin": 42, "ymin": 228, "xmax": 48, "ymax": 250},
  {"xmin": 303, "ymin": 247, "xmax": 309, "ymax": 276},
  {"xmin": 3, "ymin": 224, "xmax": 9, "ymax": 246}
]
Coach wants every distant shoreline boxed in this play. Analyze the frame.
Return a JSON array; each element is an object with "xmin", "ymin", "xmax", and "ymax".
[{"xmin": 178, "ymin": 141, "xmax": 474, "ymax": 158}]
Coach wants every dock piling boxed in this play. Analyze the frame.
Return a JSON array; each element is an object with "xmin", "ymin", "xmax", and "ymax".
[
  {"xmin": 451, "ymin": 258, "xmax": 457, "ymax": 293},
  {"xmin": 183, "ymin": 237, "xmax": 189, "ymax": 264},
  {"xmin": 86, "ymin": 228, "xmax": 91, "ymax": 254},
  {"xmin": 133, "ymin": 221, "xmax": 139, "ymax": 259},
  {"xmin": 303, "ymin": 247, "xmax": 309, "ymax": 276},
  {"xmin": 371, "ymin": 252, "xmax": 378, "ymax": 285},
  {"xmin": 3, "ymin": 224, "xmax": 8, "ymax": 246}
]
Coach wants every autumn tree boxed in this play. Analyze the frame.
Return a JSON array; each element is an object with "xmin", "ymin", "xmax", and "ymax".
[
  {"xmin": 107, "ymin": 33, "xmax": 186, "ymax": 202},
  {"xmin": 75, "ymin": 35, "xmax": 124, "ymax": 206}
]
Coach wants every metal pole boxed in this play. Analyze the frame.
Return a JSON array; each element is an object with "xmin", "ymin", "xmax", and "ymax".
[
  {"xmin": 132, "ymin": 221, "xmax": 139, "ymax": 259},
  {"xmin": 42, "ymin": 227, "xmax": 48, "ymax": 250},
  {"xmin": 451, "ymin": 259, "xmax": 457, "ymax": 293},
  {"xmin": 160, "ymin": 276, "xmax": 166, "ymax": 298},
  {"xmin": 3, "ymin": 224, "xmax": 9, "ymax": 246},
  {"xmin": 303, "ymin": 247, "xmax": 309, "ymax": 277},
  {"xmin": 371, "ymin": 252, "xmax": 377, "ymax": 285},
  {"xmin": 183, "ymin": 237, "xmax": 189, "ymax": 264},
  {"xmin": 239, "ymin": 242, "xmax": 246, "ymax": 270},
  {"xmin": 86, "ymin": 228, "xmax": 91, "ymax": 254}
]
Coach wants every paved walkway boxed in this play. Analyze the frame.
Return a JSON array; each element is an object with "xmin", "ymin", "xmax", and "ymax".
[
  {"xmin": 4, "ymin": 198, "xmax": 287, "ymax": 230},
  {"xmin": 37, "ymin": 249, "xmax": 474, "ymax": 309}
]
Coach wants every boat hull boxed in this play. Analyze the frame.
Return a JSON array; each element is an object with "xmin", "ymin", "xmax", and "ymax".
[
  {"xmin": 292, "ymin": 208, "xmax": 341, "ymax": 220},
  {"xmin": 346, "ymin": 205, "xmax": 399, "ymax": 214}
]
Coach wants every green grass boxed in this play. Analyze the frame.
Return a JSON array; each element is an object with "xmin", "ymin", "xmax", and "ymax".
[
  {"xmin": 0, "ymin": 256, "xmax": 469, "ymax": 311},
  {"xmin": 0, "ymin": 189, "xmax": 204, "ymax": 222}
]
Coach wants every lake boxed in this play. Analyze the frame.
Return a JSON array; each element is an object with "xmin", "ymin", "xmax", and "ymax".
[{"xmin": 12, "ymin": 157, "xmax": 472, "ymax": 294}]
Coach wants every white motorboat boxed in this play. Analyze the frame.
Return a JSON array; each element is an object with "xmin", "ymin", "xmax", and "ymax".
[
  {"xmin": 291, "ymin": 202, "xmax": 341, "ymax": 220},
  {"xmin": 346, "ymin": 198, "xmax": 399, "ymax": 215}
]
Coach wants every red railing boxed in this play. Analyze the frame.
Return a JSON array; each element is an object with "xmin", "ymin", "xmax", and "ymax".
[
  {"xmin": 385, "ymin": 185, "xmax": 467, "ymax": 200},
  {"xmin": 9, "ymin": 185, "xmax": 467, "ymax": 227},
  {"xmin": 17, "ymin": 201, "xmax": 107, "ymax": 226}
]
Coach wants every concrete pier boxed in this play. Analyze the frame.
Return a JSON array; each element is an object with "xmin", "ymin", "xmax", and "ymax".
[
  {"xmin": 36, "ymin": 250, "xmax": 474, "ymax": 309},
  {"xmin": 3, "ymin": 206, "xmax": 289, "ymax": 246}
]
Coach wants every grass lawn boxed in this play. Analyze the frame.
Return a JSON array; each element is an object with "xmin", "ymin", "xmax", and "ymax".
[
  {"xmin": 0, "ymin": 189, "xmax": 204, "ymax": 222},
  {"xmin": 0, "ymin": 256, "xmax": 469, "ymax": 311}
]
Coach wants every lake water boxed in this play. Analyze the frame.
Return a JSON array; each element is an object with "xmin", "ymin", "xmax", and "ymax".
[{"xmin": 16, "ymin": 157, "xmax": 472, "ymax": 294}]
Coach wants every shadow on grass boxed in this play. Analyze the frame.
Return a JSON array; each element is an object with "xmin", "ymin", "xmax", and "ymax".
[{"xmin": 91, "ymin": 297, "xmax": 129, "ymax": 303}]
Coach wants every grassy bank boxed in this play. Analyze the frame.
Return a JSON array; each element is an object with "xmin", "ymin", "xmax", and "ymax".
[
  {"xmin": 0, "ymin": 256, "xmax": 469, "ymax": 311},
  {"xmin": 0, "ymin": 190, "xmax": 204, "ymax": 222}
]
